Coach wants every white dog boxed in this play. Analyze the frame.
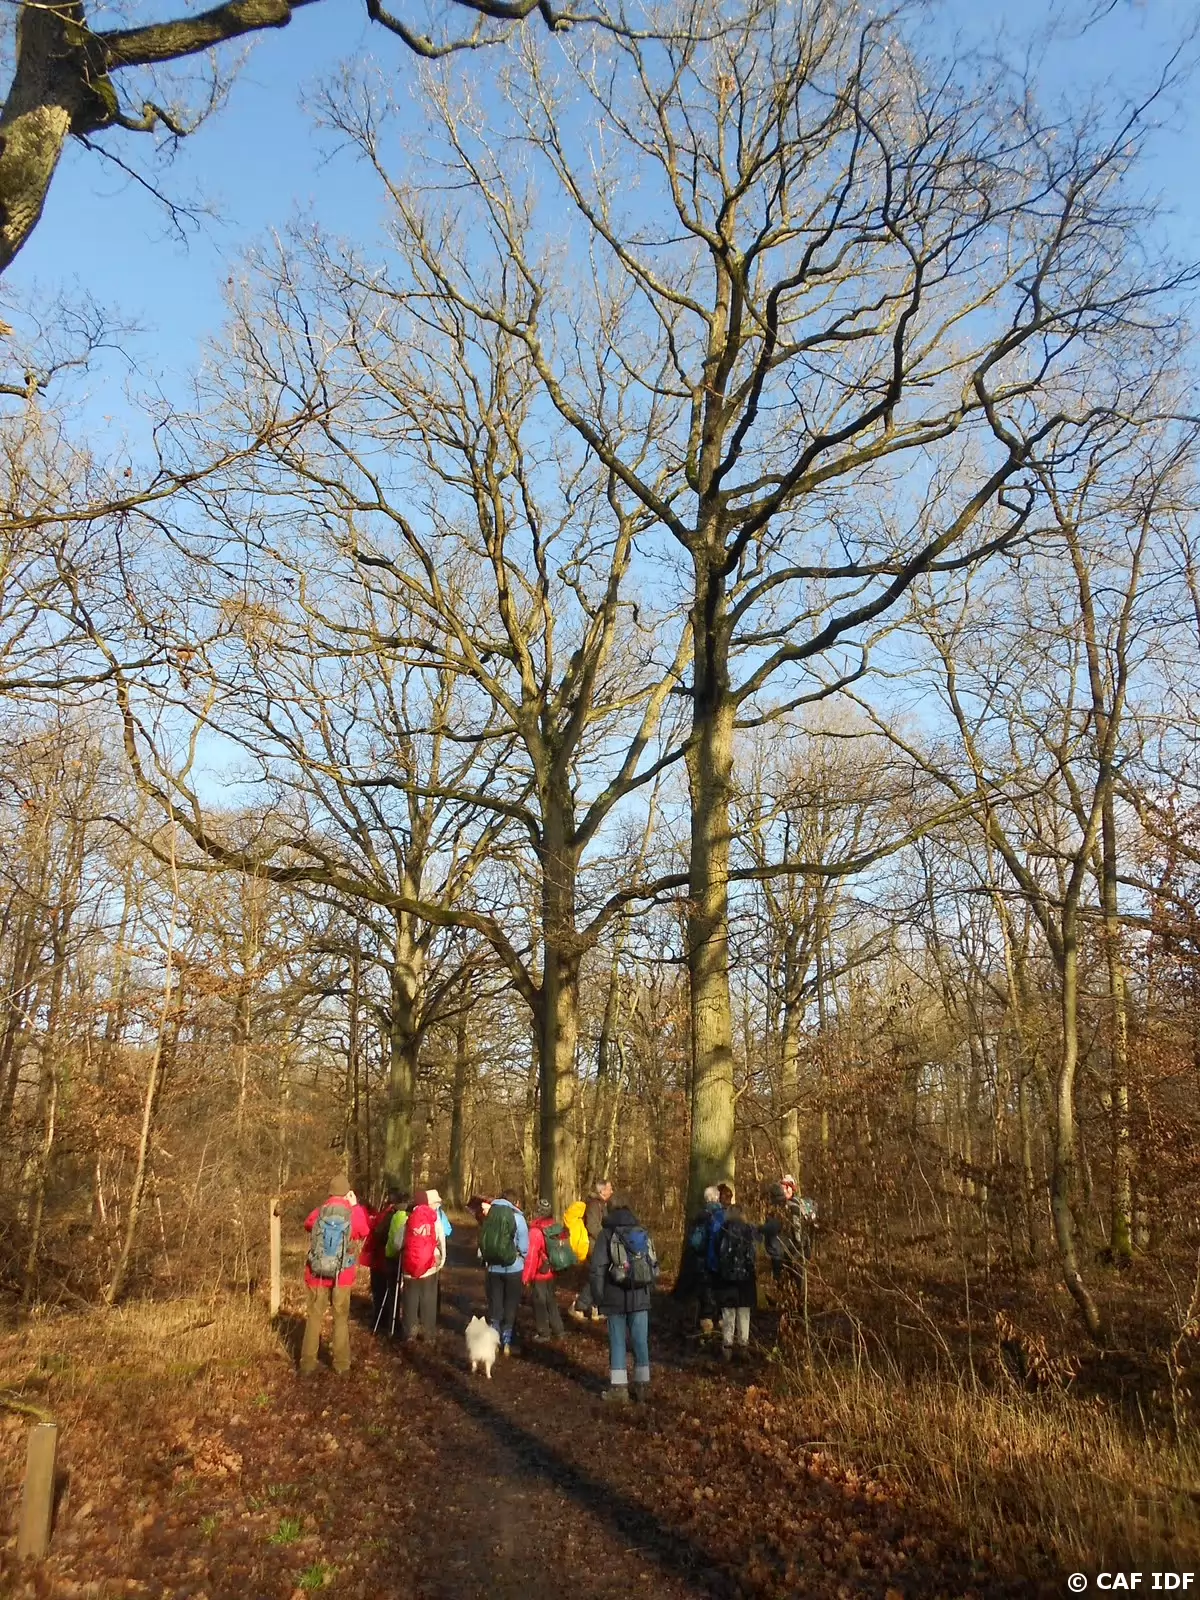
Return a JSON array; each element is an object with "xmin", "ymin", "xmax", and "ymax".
[{"xmin": 465, "ymin": 1315, "xmax": 501, "ymax": 1379}]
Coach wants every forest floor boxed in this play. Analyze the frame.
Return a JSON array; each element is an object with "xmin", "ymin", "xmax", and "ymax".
[{"xmin": 0, "ymin": 1225, "xmax": 1193, "ymax": 1600}]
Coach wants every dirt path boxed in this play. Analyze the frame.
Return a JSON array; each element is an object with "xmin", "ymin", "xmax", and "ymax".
[{"xmin": 1, "ymin": 1225, "xmax": 1048, "ymax": 1600}]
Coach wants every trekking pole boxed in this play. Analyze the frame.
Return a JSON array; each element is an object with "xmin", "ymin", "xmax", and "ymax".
[{"xmin": 390, "ymin": 1267, "xmax": 401, "ymax": 1338}]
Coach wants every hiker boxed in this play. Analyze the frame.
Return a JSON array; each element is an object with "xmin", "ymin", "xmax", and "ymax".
[
  {"xmin": 479, "ymin": 1188, "xmax": 529, "ymax": 1356},
  {"xmin": 568, "ymin": 1177, "xmax": 613, "ymax": 1322},
  {"xmin": 363, "ymin": 1187, "xmax": 406, "ymax": 1334},
  {"xmin": 675, "ymin": 1184, "xmax": 722, "ymax": 1334},
  {"xmin": 523, "ymin": 1199, "xmax": 571, "ymax": 1341},
  {"xmin": 764, "ymin": 1177, "xmax": 816, "ymax": 1280},
  {"xmin": 713, "ymin": 1197, "xmax": 758, "ymax": 1362},
  {"xmin": 383, "ymin": 1195, "xmax": 413, "ymax": 1335},
  {"xmin": 590, "ymin": 1191, "xmax": 658, "ymax": 1402},
  {"xmin": 300, "ymin": 1176, "xmax": 370, "ymax": 1376},
  {"xmin": 394, "ymin": 1188, "xmax": 447, "ymax": 1342}
]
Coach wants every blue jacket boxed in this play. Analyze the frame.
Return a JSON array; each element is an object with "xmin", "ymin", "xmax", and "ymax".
[
  {"xmin": 438, "ymin": 1208, "xmax": 453, "ymax": 1239},
  {"xmin": 703, "ymin": 1205, "xmax": 726, "ymax": 1275},
  {"xmin": 483, "ymin": 1198, "xmax": 528, "ymax": 1275}
]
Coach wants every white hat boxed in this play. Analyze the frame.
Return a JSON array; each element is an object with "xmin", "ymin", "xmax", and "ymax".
[{"xmin": 424, "ymin": 1188, "xmax": 443, "ymax": 1209}]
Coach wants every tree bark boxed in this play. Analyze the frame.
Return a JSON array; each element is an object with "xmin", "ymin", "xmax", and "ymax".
[
  {"xmin": 778, "ymin": 924, "xmax": 803, "ymax": 1181},
  {"xmin": 537, "ymin": 776, "xmax": 580, "ymax": 1212},
  {"xmin": 1099, "ymin": 788, "xmax": 1134, "ymax": 1262},
  {"xmin": 1050, "ymin": 921, "xmax": 1104, "ymax": 1339},
  {"xmin": 685, "ymin": 557, "xmax": 737, "ymax": 1213},
  {"xmin": 105, "ymin": 1001, "xmax": 175, "ymax": 1305},
  {"xmin": 383, "ymin": 914, "xmax": 423, "ymax": 1191},
  {"xmin": 448, "ymin": 1012, "xmax": 471, "ymax": 1209}
]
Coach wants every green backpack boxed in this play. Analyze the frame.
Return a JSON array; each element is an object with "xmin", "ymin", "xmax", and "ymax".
[
  {"xmin": 479, "ymin": 1203, "xmax": 519, "ymax": 1267},
  {"xmin": 544, "ymin": 1223, "xmax": 577, "ymax": 1274}
]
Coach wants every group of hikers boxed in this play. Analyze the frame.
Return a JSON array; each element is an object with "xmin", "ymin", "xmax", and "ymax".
[{"xmin": 299, "ymin": 1169, "xmax": 817, "ymax": 1401}]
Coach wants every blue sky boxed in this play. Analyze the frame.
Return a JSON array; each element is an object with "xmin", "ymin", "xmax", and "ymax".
[{"xmin": 4, "ymin": 0, "xmax": 1197, "ymax": 420}]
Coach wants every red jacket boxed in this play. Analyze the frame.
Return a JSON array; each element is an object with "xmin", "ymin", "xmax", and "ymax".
[
  {"xmin": 523, "ymin": 1217, "xmax": 556, "ymax": 1285},
  {"xmin": 304, "ymin": 1197, "xmax": 370, "ymax": 1289},
  {"xmin": 359, "ymin": 1205, "xmax": 397, "ymax": 1272}
]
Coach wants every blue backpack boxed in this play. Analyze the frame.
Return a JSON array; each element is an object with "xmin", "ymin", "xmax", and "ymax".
[
  {"xmin": 307, "ymin": 1200, "xmax": 354, "ymax": 1279},
  {"xmin": 608, "ymin": 1225, "xmax": 659, "ymax": 1289}
]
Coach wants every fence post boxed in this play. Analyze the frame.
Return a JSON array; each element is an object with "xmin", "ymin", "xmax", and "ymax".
[
  {"xmin": 269, "ymin": 1198, "xmax": 282, "ymax": 1320},
  {"xmin": 16, "ymin": 1420, "xmax": 57, "ymax": 1560}
]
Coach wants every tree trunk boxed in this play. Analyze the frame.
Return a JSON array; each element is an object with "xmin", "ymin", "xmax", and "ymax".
[
  {"xmin": 0, "ymin": 908, "xmax": 43, "ymax": 1131},
  {"xmin": 105, "ymin": 1001, "xmax": 176, "ymax": 1306},
  {"xmin": 1050, "ymin": 924, "xmax": 1104, "ymax": 1339},
  {"xmin": 20, "ymin": 926, "xmax": 66, "ymax": 1305},
  {"xmin": 1099, "ymin": 789, "xmax": 1134, "ymax": 1262},
  {"xmin": 383, "ymin": 915, "xmax": 423, "ymax": 1191},
  {"xmin": 685, "ymin": 563, "xmax": 736, "ymax": 1214},
  {"xmin": 0, "ymin": 0, "xmax": 121, "ymax": 275},
  {"xmin": 538, "ymin": 783, "xmax": 580, "ymax": 1213},
  {"xmin": 586, "ymin": 932, "xmax": 624, "ymax": 1186},
  {"xmin": 448, "ymin": 1012, "xmax": 471, "ymax": 1209},
  {"xmin": 521, "ymin": 1040, "xmax": 538, "ymax": 1200},
  {"xmin": 778, "ymin": 926, "xmax": 802, "ymax": 1181},
  {"xmin": 345, "ymin": 940, "xmax": 362, "ymax": 1182}
]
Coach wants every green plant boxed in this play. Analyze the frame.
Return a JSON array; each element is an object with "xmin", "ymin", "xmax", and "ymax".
[
  {"xmin": 298, "ymin": 1563, "xmax": 331, "ymax": 1590},
  {"xmin": 266, "ymin": 1481, "xmax": 297, "ymax": 1501},
  {"xmin": 254, "ymin": 1390, "xmax": 271, "ymax": 1408},
  {"xmin": 268, "ymin": 1515, "xmax": 303, "ymax": 1546},
  {"xmin": 200, "ymin": 1514, "xmax": 218, "ymax": 1538}
]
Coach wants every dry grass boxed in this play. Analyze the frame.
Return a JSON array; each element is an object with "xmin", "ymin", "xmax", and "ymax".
[
  {"xmin": 781, "ymin": 1352, "xmax": 1200, "ymax": 1574},
  {"xmin": 0, "ymin": 1293, "xmax": 287, "ymax": 1412}
]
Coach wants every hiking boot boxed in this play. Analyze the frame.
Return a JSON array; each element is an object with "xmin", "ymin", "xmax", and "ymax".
[
  {"xmin": 603, "ymin": 1384, "xmax": 631, "ymax": 1403},
  {"xmin": 631, "ymin": 1382, "xmax": 650, "ymax": 1404}
]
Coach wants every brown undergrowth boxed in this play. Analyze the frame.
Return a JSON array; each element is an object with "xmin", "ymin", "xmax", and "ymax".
[
  {"xmin": 0, "ymin": 1245, "xmax": 1197, "ymax": 1598},
  {"xmin": 762, "ymin": 1257, "xmax": 1200, "ymax": 1578}
]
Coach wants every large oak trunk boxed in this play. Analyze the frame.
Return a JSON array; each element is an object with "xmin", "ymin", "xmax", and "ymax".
[
  {"xmin": 685, "ymin": 569, "xmax": 736, "ymax": 1214},
  {"xmin": 538, "ymin": 796, "xmax": 580, "ymax": 1211}
]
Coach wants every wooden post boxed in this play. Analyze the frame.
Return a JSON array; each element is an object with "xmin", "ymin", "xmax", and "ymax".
[
  {"xmin": 16, "ymin": 1421, "xmax": 57, "ymax": 1560},
  {"xmin": 269, "ymin": 1198, "xmax": 281, "ymax": 1320}
]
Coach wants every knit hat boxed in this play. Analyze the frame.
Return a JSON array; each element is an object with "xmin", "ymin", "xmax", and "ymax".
[
  {"xmin": 329, "ymin": 1173, "xmax": 350, "ymax": 1197},
  {"xmin": 535, "ymin": 1197, "xmax": 553, "ymax": 1218},
  {"xmin": 424, "ymin": 1188, "xmax": 443, "ymax": 1210}
]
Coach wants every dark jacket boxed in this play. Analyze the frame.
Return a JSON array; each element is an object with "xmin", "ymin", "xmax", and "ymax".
[
  {"xmin": 589, "ymin": 1205, "xmax": 655, "ymax": 1315},
  {"xmin": 673, "ymin": 1201, "xmax": 719, "ymax": 1299},
  {"xmin": 583, "ymin": 1191, "xmax": 608, "ymax": 1243},
  {"xmin": 714, "ymin": 1205, "xmax": 757, "ymax": 1308}
]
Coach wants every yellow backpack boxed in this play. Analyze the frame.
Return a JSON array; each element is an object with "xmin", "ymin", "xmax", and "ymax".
[{"xmin": 564, "ymin": 1200, "xmax": 590, "ymax": 1262}]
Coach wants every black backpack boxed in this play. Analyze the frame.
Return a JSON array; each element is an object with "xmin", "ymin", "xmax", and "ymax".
[{"xmin": 716, "ymin": 1217, "xmax": 757, "ymax": 1284}]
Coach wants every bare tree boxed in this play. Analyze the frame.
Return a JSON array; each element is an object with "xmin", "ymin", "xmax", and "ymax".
[{"xmin": 358, "ymin": 0, "xmax": 1190, "ymax": 1210}]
